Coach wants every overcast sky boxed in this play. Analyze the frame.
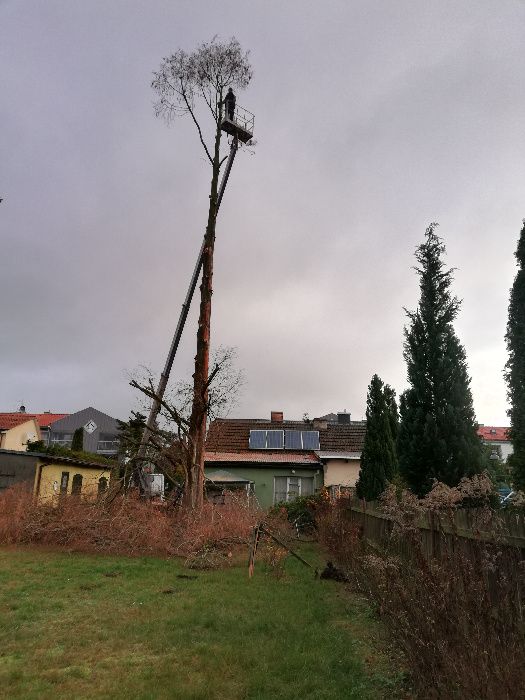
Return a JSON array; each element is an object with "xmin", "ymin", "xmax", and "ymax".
[{"xmin": 1, "ymin": 0, "xmax": 524, "ymax": 425}]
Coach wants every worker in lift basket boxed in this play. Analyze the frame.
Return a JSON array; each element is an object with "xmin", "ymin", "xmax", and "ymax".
[{"xmin": 224, "ymin": 87, "xmax": 236, "ymax": 121}]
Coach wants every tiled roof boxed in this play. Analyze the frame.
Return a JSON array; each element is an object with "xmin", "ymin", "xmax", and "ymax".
[
  {"xmin": 477, "ymin": 426, "xmax": 510, "ymax": 442},
  {"xmin": 0, "ymin": 413, "xmax": 68, "ymax": 430},
  {"xmin": 320, "ymin": 423, "xmax": 366, "ymax": 452},
  {"xmin": 206, "ymin": 418, "xmax": 367, "ymax": 453},
  {"xmin": 0, "ymin": 414, "xmax": 38, "ymax": 430},
  {"xmin": 204, "ymin": 450, "xmax": 320, "ymax": 465},
  {"xmin": 33, "ymin": 413, "xmax": 68, "ymax": 427}
]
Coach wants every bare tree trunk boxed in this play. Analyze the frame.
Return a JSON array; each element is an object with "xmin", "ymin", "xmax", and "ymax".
[{"xmin": 186, "ymin": 119, "xmax": 223, "ymax": 508}]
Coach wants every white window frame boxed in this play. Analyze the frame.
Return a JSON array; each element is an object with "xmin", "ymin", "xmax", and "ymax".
[{"xmin": 273, "ymin": 475, "xmax": 314, "ymax": 504}]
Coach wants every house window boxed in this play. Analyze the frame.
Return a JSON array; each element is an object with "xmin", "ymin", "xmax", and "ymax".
[
  {"xmin": 98, "ymin": 477, "xmax": 108, "ymax": 496},
  {"xmin": 97, "ymin": 434, "xmax": 119, "ymax": 452},
  {"xmin": 71, "ymin": 473, "xmax": 83, "ymax": 495},
  {"xmin": 273, "ymin": 476, "xmax": 314, "ymax": 504},
  {"xmin": 52, "ymin": 433, "xmax": 73, "ymax": 448},
  {"xmin": 60, "ymin": 472, "xmax": 70, "ymax": 494}
]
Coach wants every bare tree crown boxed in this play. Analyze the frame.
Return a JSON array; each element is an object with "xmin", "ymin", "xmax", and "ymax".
[{"xmin": 152, "ymin": 37, "xmax": 252, "ymax": 163}]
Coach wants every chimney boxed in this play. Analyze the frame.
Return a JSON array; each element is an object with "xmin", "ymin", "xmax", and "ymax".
[
  {"xmin": 337, "ymin": 411, "xmax": 351, "ymax": 425},
  {"xmin": 271, "ymin": 411, "xmax": 283, "ymax": 423},
  {"xmin": 313, "ymin": 418, "xmax": 328, "ymax": 430},
  {"xmin": 18, "ymin": 405, "xmax": 26, "ymax": 413}
]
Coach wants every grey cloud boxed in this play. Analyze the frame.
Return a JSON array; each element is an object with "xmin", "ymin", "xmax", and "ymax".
[{"xmin": 1, "ymin": 0, "xmax": 524, "ymax": 424}]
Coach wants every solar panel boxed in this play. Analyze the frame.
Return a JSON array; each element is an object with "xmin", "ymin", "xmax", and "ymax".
[
  {"xmin": 266, "ymin": 430, "xmax": 284, "ymax": 449},
  {"xmin": 301, "ymin": 430, "xmax": 320, "ymax": 450},
  {"xmin": 249, "ymin": 430, "xmax": 266, "ymax": 449},
  {"xmin": 285, "ymin": 430, "xmax": 303, "ymax": 450}
]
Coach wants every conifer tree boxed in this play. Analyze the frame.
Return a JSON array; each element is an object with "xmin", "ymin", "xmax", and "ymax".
[
  {"xmin": 71, "ymin": 427, "xmax": 83, "ymax": 452},
  {"xmin": 505, "ymin": 221, "xmax": 525, "ymax": 490},
  {"xmin": 384, "ymin": 384, "xmax": 399, "ymax": 443},
  {"xmin": 356, "ymin": 374, "xmax": 398, "ymax": 501},
  {"xmin": 398, "ymin": 225, "xmax": 482, "ymax": 495}
]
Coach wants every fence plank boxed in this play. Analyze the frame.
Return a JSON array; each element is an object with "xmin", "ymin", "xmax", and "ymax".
[{"xmin": 342, "ymin": 498, "xmax": 525, "ymax": 559}]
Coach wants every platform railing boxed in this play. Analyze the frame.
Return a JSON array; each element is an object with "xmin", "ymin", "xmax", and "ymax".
[{"xmin": 224, "ymin": 104, "xmax": 254, "ymax": 137}]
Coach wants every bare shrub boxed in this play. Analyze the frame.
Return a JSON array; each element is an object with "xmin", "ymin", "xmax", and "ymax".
[
  {"xmin": 316, "ymin": 496, "xmax": 364, "ymax": 574},
  {"xmin": 263, "ymin": 506, "xmax": 297, "ymax": 548},
  {"xmin": 171, "ymin": 494, "xmax": 261, "ymax": 556},
  {"xmin": 259, "ymin": 540, "xmax": 288, "ymax": 578},
  {"xmin": 0, "ymin": 483, "xmax": 34, "ymax": 544},
  {"xmin": 0, "ymin": 486, "xmax": 260, "ymax": 561},
  {"xmin": 317, "ymin": 477, "xmax": 525, "ymax": 699}
]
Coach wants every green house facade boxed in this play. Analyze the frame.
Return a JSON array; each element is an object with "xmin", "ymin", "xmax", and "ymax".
[
  {"xmin": 204, "ymin": 460, "xmax": 323, "ymax": 509},
  {"xmin": 205, "ymin": 412, "xmax": 366, "ymax": 509}
]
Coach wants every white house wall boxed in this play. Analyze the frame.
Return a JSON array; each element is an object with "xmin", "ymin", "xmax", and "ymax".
[{"xmin": 323, "ymin": 459, "xmax": 361, "ymax": 487}]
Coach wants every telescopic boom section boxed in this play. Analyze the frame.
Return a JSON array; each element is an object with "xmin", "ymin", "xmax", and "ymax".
[{"xmin": 134, "ymin": 132, "xmax": 242, "ymax": 493}]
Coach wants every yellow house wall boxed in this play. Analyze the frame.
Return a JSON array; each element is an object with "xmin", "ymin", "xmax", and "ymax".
[
  {"xmin": 324, "ymin": 459, "xmax": 361, "ymax": 487},
  {"xmin": 36, "ymin": 462, "xmax": 111, "ymax": 503},
  {"xmin": 0, "ymin": 419, "xmax": 41, "ymax": 451}
]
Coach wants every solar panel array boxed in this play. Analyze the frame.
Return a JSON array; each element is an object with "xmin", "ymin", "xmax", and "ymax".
[{"xmin": 248, "ymin": 429, "xmax": 320, "ymax": 450}]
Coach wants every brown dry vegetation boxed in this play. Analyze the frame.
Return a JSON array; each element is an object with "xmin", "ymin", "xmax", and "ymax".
[
  {"xmin": 0, "ymin": 484, "xmax": 260, "ymax": 559},
  {"xmin": 317, "ymin": 476, "xmax": 525, "ymax": 700}
]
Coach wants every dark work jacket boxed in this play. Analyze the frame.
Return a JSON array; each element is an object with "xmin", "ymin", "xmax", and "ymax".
[{"xmin": 224, "ymin": 93, "xmax": 236, "ymax": 116}]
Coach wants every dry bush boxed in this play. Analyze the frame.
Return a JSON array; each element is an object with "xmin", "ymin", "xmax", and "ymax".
[
  {"xmin": 171, "ymin": 494, "xmax": 261, "ymax": 556},
  {"xmin": 317, "ymin": 477, "xmax": 525, "ymax": 700},
  {"xmin": 263, "ymin": 506, "xmax": 297, "ymax": 547},
  {"xmin": 0, "ymin": 485, "xmax": 260, "ymax": 560},
  {"xmin": 259, "ymin": 540, "xmax": 288, "ymax": 578}
]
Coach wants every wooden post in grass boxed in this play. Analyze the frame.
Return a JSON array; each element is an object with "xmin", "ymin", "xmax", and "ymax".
[
  {"xmin": 248, "ymin": 523, "xmax": 315, "ymax": 578},
  {"xmin": 248, "ymin": 525, "xmax": 261, "ymax": 578}
]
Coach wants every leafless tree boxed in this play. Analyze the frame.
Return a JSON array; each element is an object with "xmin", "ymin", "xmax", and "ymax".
[
  {"xmin": 151, "ymin": 37, "xmax": 252, "ymax": 508},
  {"xmin": 128, "ymin": 347, "xmax": 245, "ymax": 501}
]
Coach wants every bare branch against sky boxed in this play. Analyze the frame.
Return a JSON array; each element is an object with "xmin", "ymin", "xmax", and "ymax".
[{"xmin": 1, "ymin": 1, "xmax": 524, "ymax": 424}]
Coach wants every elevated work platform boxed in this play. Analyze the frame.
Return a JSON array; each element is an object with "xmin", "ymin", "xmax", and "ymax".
[{"xmin": 221, "ymin": 104, "xmax": 254, "ymax": 143}]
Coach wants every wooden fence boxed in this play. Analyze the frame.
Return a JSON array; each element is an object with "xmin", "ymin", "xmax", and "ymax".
[{"xmin": 342, "ymin": 498, "xmax": 525, "ymax": 560}]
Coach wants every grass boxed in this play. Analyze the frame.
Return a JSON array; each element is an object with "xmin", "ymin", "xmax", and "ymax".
[{"xmin": 0, "ymin": 545, "xmax": 403, "ymax": 699}]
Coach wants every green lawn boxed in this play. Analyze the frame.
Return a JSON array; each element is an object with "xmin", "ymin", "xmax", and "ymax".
[{"xmin": 0, "ymin": 546, "xmax": 402, "ymax": 699}]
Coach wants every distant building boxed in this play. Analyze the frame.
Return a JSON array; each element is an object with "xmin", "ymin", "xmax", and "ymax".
[
  {"xmin": 35, "ymin": 412, "xmax": 69, "ymax": 444},
  {"xmin": 48, "ymin": 407, "xmax": 121, "ymax": 457},
  {"xmin": 477, "ymin": 425, "xmax": 513, "ymax": 462},
  {"xmin": 0, "ymin": 406, "xmax": 67, "ymax": 450},
  {"xmin": 0, "ymin": 413, "xmax": 41, "ymax": 451},
  {"xmin": 0, "ymin": 448, "xmax": 111, "ymax": 502}
]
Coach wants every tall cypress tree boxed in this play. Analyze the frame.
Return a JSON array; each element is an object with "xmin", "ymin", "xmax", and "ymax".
[
  {"xmin": 356, "ymin": 374, "xmax": 398, "ymax": 501},
  {"xmin": 398, "ymin": 225, "xmax": 482, "ymax": 496},
  {"xmin": 505, "ymin": 221, "xmax": 525, "ymax": 490}
]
